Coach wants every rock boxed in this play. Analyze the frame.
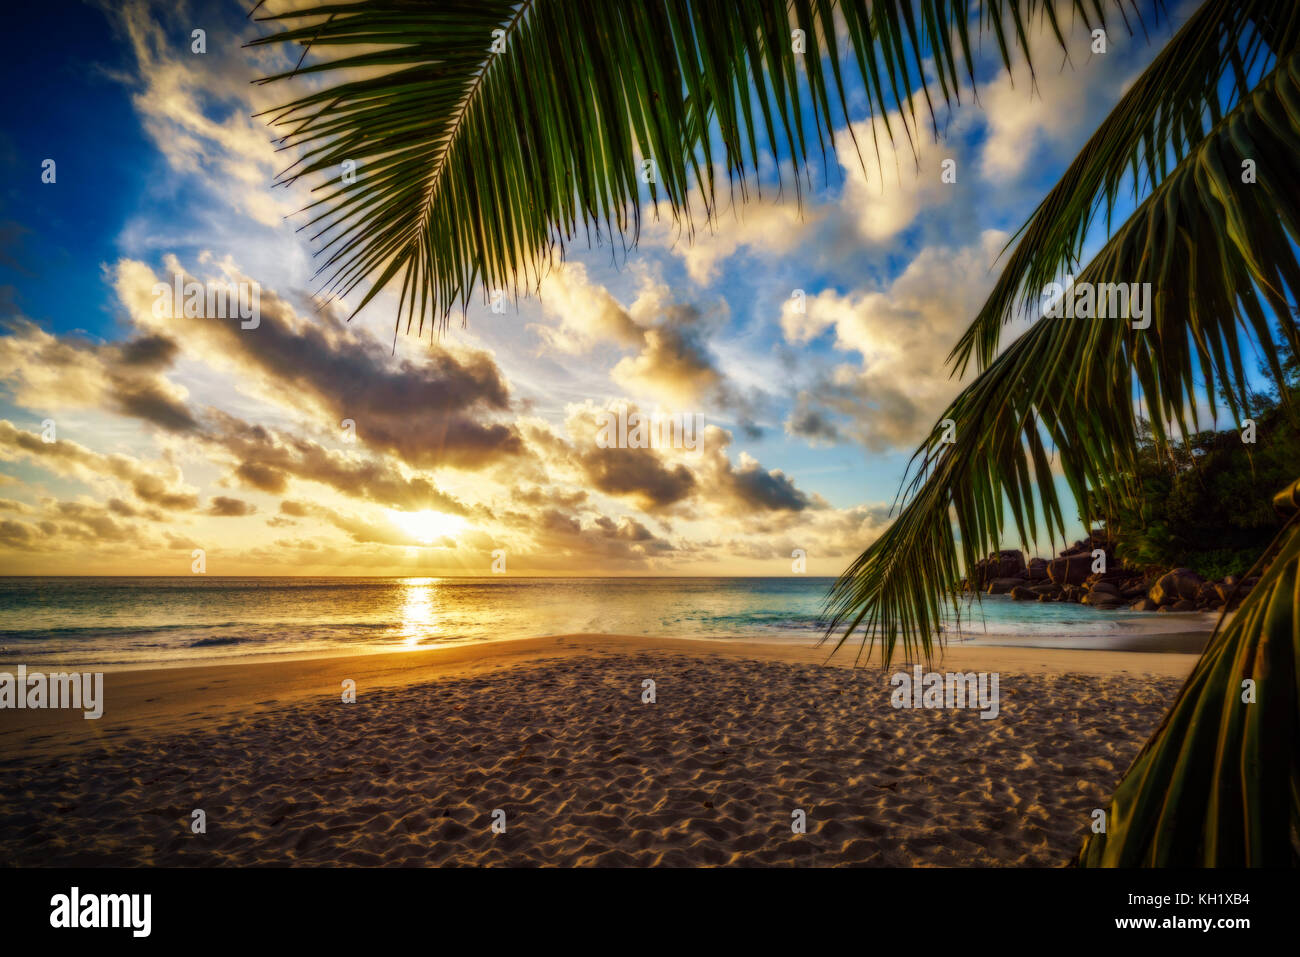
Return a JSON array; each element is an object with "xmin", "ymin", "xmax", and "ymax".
[
  {"xmin": 1062, "ymin": 585, "xmax": 1085, "ymax": 603},
  {"xmin": 1048, "ymin": 553, "xmax": 1093, "ymax": 586},
  {"xmin": 1030, "ymin": 583, "xmax": 1062, "ymax": 597},
  {"xmin": 994, "ymin": 550, "xmax": 1027, "ymax": 579},
  {"xmin": 1166, "ymin": 598, "xmax": 1199, "ymax": 612},
  {"xmin": 969, "ymin": 550, "xmax": 1027, "ymax": 590},
  {"xmin": 1082, "ymin": 591, "xmax": 1125, "ymax": 608},
  {"xmin": 1121, "ymin": 585, "xmax": 1148, "ymax": 600},
  {"xmin": 1195, "ymin": 582, "xmax": 1219, "ymax": 605},
  {"xmin": 1089, "ymin": 581, "xmax": 1120, "ymax": 596},
  {"xmin": 1060, "ymin": 539, "xmax": 1090, "ymax": 557},
  {"xmin": 1149, "ymin": 568, "xmax": 1205, "ymax": 605},
  {"xmin": 1130, "ymin": 597, "xmax": 1159, "ymax": 611},
  {"xmin": 1009, "ymin": 586, "xmax": 1038, "ymax": 601},
  {"xmin": 987, "ymin": 577, "xmax": 1027, "ymax": 595},
  {"xmin": 1027, "ymin": 557, "xmax": 1049, "ymax": 581}
]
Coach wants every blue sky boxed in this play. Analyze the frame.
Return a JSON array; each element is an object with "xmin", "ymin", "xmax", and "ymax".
[{"xmin": 0, "ymin": 0, "xmax": 1218, "ymax": 576}]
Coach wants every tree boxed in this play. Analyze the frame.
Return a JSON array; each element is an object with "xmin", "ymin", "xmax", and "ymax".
[{"xmin": 254, "ymin": 0, "xmax": 1300, "ymax": 865}]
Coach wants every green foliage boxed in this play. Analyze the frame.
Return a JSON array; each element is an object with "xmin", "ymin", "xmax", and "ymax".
[
  {"xmin": 251, "ymin": 0, "xmax": 1139, "ymax": 334},
  {"xmin": 1089, "ymin": 390, "xmax": 1300, "ymax": 578}
]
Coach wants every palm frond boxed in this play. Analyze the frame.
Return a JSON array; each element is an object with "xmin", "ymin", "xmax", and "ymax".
[
  {"xmin": 950, "ymin": 0, "xmax": 1300, "ymax": 375},
  {"xmin": 249, "ymin": 0, "xmax": 1142, "ymax": 333},
  {"xmin": 823, "ymin": 50, "xmax": 1300, "ymax": 664},
  {"xmin": 1076, "ymin": 482, "xmax": 1300, "ymax": 866}
]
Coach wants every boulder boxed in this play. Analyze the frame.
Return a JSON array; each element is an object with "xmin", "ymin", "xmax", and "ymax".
[
  {"xmin": 1149, "ymin": 568, "xmax": 1205, "ymax": 605},
  {"xmin": 1213, "ymin": 580, "xmax": 1254, "ymax": 609},
  {"xmin": 1089, "ymin": 581, "xmax": 1120, "ymax": 596},
  {"xmin": 987, "ymin": 577, "xmax": 1026, "ymax": 595},
  {"xmin": 1129, "ymin": 597, "xmax": 1159, "ymax": 611},
  {"xmin": 1009, "ymin": 586, "xmax": 1038, "ymax": 601},
  {"xmin": 1027, "ymin": 557, "xmax": 1049, "ymax": 581},
  {"xmin": 969, "ymin": 549, "xmax": 1027, "ymax": 590},
  {"xmin": 1048, "ymin": 553, "xmax": 1093, "ymax": 586},
  {"xmin": 993, "ymin": 550, "xmax": 1027, "ymax": 579},
  {"xmin": 1082, "ymin": 591, "xmax": 1125, "ymax": 608}
]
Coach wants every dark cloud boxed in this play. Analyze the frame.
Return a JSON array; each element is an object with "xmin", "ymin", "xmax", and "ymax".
[
  {"xmin": 784, "ymin": 392, "xmax": 843, "ymax": 446},
  {"xmin": 575, "ymin": 445, "xmax": 697, "ymax": 510},
  {"xmin": 722, "ymin": 460, "xmax": 811, "ymax": 512},
  {"xmin": 207, "ymin": 412, "xmax": 469, "ymax": 514},
  {"xmin": 207, "ymin": 495, "xmax": 256, "ymax": 517},
  {"xmin": 170, "ymin": 284, "xmax": 524, "ymax": 468}
]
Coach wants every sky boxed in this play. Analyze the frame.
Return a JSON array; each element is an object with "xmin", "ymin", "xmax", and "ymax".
[{"xmin": 0, "ymin": 0, "xmax": 1194, "ymax": 576}]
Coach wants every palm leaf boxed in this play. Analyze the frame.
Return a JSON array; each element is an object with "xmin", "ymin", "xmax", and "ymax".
[
  {"xmin": 1076, "ymin": 482, "xmax": 1300, "ymax": 865},
  {"xmin": 950, "ymin": 0, "xmax": 1300, "ymax": 375},
  {"xmin": 823, "ymin": 50, "xmax": 1300, "ymax": 666},
  {"xmin": 249, "ymin": 0, "xmax": 1143, "ymax": 333}
]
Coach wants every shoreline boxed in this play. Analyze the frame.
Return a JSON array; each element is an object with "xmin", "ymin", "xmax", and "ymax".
[{"xmin": 0, "ymin": 633, "xmax": 1201, "ymax": 758}]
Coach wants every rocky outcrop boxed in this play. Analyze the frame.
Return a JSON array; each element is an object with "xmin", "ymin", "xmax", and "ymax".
[
  {"xmin": 987, "ymin": 577, "xmax": 1027, "ymax": 595},
  {"xmin": 1048, "ymin": 553, "xmax": 1094, "ymax": 585},
  {"xmin": 1149, "ymin": 568, "xmax": 1205, "ymax": 605},
  {"xmin": 969, "ymin": 550, "xmax": 1027, "ymax": 590},
  {"xmin": 962, "ymin": 531, "xmax": 1258, "ymax": 617}
]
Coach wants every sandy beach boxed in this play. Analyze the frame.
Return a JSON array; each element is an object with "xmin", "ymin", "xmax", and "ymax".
[{"xmin": 0, "ymin": 634, "xmax": 1199, "ymax": 866}]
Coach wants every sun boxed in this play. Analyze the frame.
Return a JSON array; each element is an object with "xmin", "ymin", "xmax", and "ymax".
[{"xmin": 385, "ymin": 509, "xmax": 466, "ymax": 545}]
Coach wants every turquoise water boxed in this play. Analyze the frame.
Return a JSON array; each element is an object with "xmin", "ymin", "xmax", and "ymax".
[{"xmin": 0, "ymin": 576, "xmax": 1217, "ymax": 667}]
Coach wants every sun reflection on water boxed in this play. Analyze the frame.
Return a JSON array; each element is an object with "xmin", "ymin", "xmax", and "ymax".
[{"xmin": 397, "ymin": 578, "xmax": 441, "ymax": 646}]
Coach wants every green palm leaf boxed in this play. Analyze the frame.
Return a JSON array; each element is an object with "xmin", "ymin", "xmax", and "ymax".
[
  {"xmin": 824, "ymin": 50, "xmax": 1300, "ymax": 665},
  {"xmin": 950, "ymin": 0, "xmax": 1300, "ymax": 375},
  {"xmin": 1077, "ymin": 483, "xmax": 1299, "ymax": 865},
  {"xmin": 250, "ymin": 0, "xmax": 1140, "ymax": 333}
]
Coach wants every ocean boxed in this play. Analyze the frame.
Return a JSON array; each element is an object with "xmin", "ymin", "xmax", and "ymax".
[{"xmin": 0, "ymin": 576, "xmax": 1218, "ymax": 668}]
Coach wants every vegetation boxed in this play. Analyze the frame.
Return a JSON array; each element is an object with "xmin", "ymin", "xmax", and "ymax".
[{"xmin": 1089, "ymin": 386, "xmax": 1300, "ymax": 580}]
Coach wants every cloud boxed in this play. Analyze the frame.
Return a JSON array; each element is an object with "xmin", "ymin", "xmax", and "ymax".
[
  {"xmin": 784, "ymin": 393, "xmax": 843, "ymax": 446},
  {"xmin": 0, "ymin": 420, "xmax": 200, "ymax": 510},
  {"xmin": 207, "ymin": 496, "xmax": 256, "ymax": 517},
  {"xmin": 533, "ymin": 268, "xmax": 732, "ymax": 408},
  {"xmin": 976, "ymin": 6, "xmax": 1151, "ymax": 183},
  {"xmin": 779, "ymin": 230, "xmax": 1009, "ymax": 450},
  {"xmin": 113, "ymin": 0, "xmax": 300, "ymax": 228},
  {"xmin": 644, "ymin": 197, "xmax": 821, "ymax": 285},
  {"xmin": 0, "ymin": 319, "xmax": 199, "ymax": 433},
  {"xmin": 114, "ymin": 256, "xmax": 525, "ymax": 470},
  {"xmin": 532, "ymin": 262, "xmax": 643, "ymax": 353}
]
